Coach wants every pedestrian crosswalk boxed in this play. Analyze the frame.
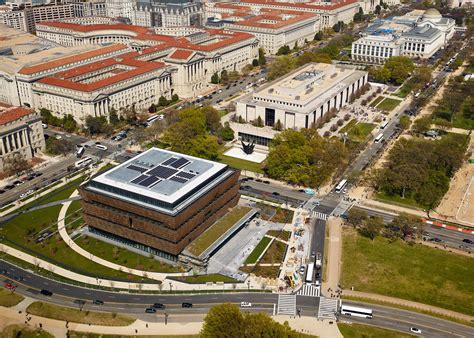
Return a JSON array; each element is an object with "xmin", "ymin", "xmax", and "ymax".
[
  {"xmin": 312, "ymin": 211, "xmax": 328, "ymax": 221},
  {"xmin": 296, "ymin": 283, "xmax": 320, "ymax": 297},
  {"xmin": 277, "ymin": 294, "xmax": 296, "ymax": 315},
  {"xmin": 317, "ymin": 296, "xmax": 339, "ymax": 319}
]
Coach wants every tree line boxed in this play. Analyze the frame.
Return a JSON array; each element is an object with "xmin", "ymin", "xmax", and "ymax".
[{"xmin": 368, "ymin": 133, "xmax": 468, "ymax": 209}]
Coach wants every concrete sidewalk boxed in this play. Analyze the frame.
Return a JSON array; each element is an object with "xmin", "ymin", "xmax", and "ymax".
[
  {"xmin": 322, "ymin": 217, "xmax": 342, "ymax": 294},
  {"xmin": 343, "ymin": 290, "xmax": 474, "ymax": 322}
]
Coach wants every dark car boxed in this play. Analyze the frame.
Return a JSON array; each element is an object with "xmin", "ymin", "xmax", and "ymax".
[
  {"xmin": 263, "ymin": 180, "xmax": 270, "ymax": 184},
  {"xmin": 153, "ymin": 303, "xmax": 166, "ymax": 309},
  {"xmin": 0, "ymin": 189, "xmax": 5, "ymax": 194},
  {"xmin": 93, "ymin": 300, "xmax": 104, "ymax": 305},
  {"xmin": 462, "ymin": 238, "xmax": 473, "ymax": 244},
  {"xmin": 430, "ymin": 237, "xmax": 443, "ymax": 243},
  {"xmin": 272, "ymin": 192, "xmax": 280, "ymax": 196},
  {"xmin": 40, "ymin": 289, "xmax": 53, "ymax": 296},
  {"xmin": 182, "ymin": 302, "xmax": 193, "ymax": 308},
  {"xmin": 145, "ymin": 308, "xmax": 156, "ymax": 313}
]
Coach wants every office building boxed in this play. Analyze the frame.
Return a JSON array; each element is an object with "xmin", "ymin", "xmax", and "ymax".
[{"xmin": 79, "ymin": 148, "xmax": 240, "ymax": 260}]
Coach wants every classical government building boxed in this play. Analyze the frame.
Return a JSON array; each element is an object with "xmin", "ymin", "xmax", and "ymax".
[
  {"xmin": 0, "ymin": 103, "xmax": 45, "ymax": 171},
  {"xmin": 351, "ymin": 9, "xmax": 455, "ymax": 64},
  {"xmin": 234, "ymin": 62, "xmax": 368, "ymax": 146},
  {"xmin": 79, "ymin": 148, "xmax": 240, "ymax": 261}
]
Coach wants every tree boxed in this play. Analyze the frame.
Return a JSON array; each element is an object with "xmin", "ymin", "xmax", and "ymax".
[
  {"xmin": 219, "ymin": 122, "xmax": 234, "ymax": 141},
  {"xmin": 354, "ymin": 7, "xmax": 364, "ymax": 22},
  {"xmin": 346, "ymin": 208, "xmax": 368, "ymax": 227},
  {"xmin": 62, "ymin": 114, "xmax": 77, "ymax": 132},
  {"xmin": 149, "ymin": 104, "xmax": 157, "ymax": 114},
  {"xmin": 171, "ymin": 94, "xmax": 179, "ymax": 103},
  {"xmin": 220, "ymin": 70, "xmax": 229, "ymax": 83},
  {"xmin": 158, "ymin": 96, "xmax": 168, "ymax": 107},
  {"xmin": 314, "ymin": 31, "xmax": 324, "ymax": 41},
  {"xmin": 385, "ymin": 56, "xmax": 415, "ymax": 85},
  {"xmin": 399, "ymin": 115, "xmax": 411, "ymax": 130},
  {"xmin": 391, "ymin": 213, "xmax": 423, "ymax": 239},
  {"xmin": 276, "ymin": 45, "xmax": 291, "ymax": 55},
  {"xmin": 202, "ymin": 106, "xmax": 221, "ymax": 133},
  {"xmin": 359, "ymin": 216, "xmax": 383, "ymax": 240},
  {"xmin": 252, "ymin": 59, "xmax": 259, "ymax": 67},
  {"xmin": 412, "ymin": 116, "xmax": 432, "ymax": 134},
  {"xmin": 46, "ymin": 138, "xmax": 75, "ymax": 156},
  {"xmin": 255, "ymin": 116, "xmax": 264, "ymax": 127},
  {"xmin": 258, "ymin": 48, "xmax": 266, "ymax": 66},
  {"xmin": 211, "ymin": 72, "xmax": 219, "ymax": 84},
  {"xmin": 109, "ymin": 109, "xmax": 120, "ymax": 125},
  {"xmin": 268, "ymin": 56, "xmax": 295, "ymax": 80},
  {"xmin": 3, "ymin": 153, "xmax": 31, "ymax": 176},
  {"xmin": 274, "ymin": 119, "xmax": 283, "ymax": 131}
]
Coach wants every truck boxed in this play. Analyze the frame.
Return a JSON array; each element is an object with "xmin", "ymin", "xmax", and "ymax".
[{"xmin": 315, "ymin": 252, "xmax": 322, "ymax": 268}]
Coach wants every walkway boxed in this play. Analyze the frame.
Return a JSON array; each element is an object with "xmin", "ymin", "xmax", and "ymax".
[
  {"xmin": 322, "ymin": 217, "xmax": 342, "ymax": 294},
  {"xmin": 343, "ymin": 290, "xmax": 474, "ymax": 322}
]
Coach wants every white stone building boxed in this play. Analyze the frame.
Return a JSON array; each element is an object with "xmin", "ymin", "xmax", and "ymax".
[
  {"xmin": 0, "ymin": 103, "xmax": 45, "ymax": 171},
  {"xmin": 235, "ymin": 62, "xmax": 368, "ymax": 145}
]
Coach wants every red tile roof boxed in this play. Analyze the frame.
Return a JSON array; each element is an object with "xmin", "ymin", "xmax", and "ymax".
[
  {"xmin": 0, "ymin": 104, "xmax": 34, "ymax": 125},
  {"xmin": 19, "ymin": 44, "xmax": 129, "ymax": 75},
  {"xmin": 168, "ymin": 49, "xmax": 194, "ymax": 60},
  {"xmin": 240, "ymin": 0, "xmax": 358, "ymax": 10}
]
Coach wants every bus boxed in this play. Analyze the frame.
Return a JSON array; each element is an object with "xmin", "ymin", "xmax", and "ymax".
[
  {"xmin": 305, "ymin": 262, "xmax": 314, "ymax": 283},
  {"xmin": 340, "ymin": 304, "xmax": 373, "ymax": 319},
  {"xmin": 335, "ymin": 179, "xmax": 348, "ymax": 193},
  {"xmin": 146, "ymin": 114, "xmax": 163, "ymax": 127},
  {"xmin": 374, "ymin": 133, "xmax": 384, "ymax": 143},
  {"xmin": 75, "ymin": 157, "xmax": 92, "ymax": 168},
  {"xmin": 76, "ymin": 146, "xmax": 85, "ymax": 158},
  {"xmin": 380, "ymin": 120, "xmax": 389, "ymax": 129}
]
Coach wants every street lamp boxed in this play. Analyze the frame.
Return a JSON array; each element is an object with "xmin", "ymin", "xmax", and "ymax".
[
  {"xmin": 169, "ymin": 282, "xmax": 173, "ymax": 294},
  {"xmin": 247, "ymin": 279, "xmax": 250, "ymax": 291}
]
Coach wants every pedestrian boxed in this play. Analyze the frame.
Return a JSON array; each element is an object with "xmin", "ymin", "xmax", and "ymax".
[{"xmin": 146, "ymin": 323, "xmax": 148, "ymax": 328}]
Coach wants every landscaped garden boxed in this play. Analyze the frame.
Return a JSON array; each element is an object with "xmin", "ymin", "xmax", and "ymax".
[
  {"xmin": 376, "ymin": 98, "xmax": 402, "ymax": 113},
  {"xmin": 0, "ymin": 288, "xmax": 24, "ymax": 307},
  {"xmin": 340, "ymin": 228, "xmax": 474, "ymax": 315},
  {"xmin": 338, "ymin": 323, "xmax": 415, "ymax": 338},
  {"xmin": 244, "ymin": 236, "xmax": 272, "ymax": 264}
]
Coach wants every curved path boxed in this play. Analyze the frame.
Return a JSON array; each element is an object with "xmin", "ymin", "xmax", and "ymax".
[{"xmin": 57, "ymin": 190, "xmax": 189, "ymax": 282}]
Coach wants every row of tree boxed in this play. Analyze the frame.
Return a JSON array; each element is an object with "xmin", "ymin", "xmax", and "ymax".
[
  {"xmin": 265, "ymin": 129, "xmax": 347, "ymax": 188},
  {"xmin": 346, "ymin": 208, "xmax": 424, "ymax": 241},
  {"xmin": 368, "ymin": 56, "xmax": 415, "ymax": 85},
  {"xmin": 40, "ymin": 108, "xmax": 77, "ymax": 133},
  {"xmin": 368, "ymin": 133, "xmax": 468, "ymax": 209},
  {"xmin": 201, "ymin": 303, "xmax": 309, "ymax": 338}
]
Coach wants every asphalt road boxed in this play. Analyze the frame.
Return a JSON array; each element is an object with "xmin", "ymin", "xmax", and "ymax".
[
  {"xmin": 342, "ymin": 300, "xmax": 474, "ymax": 338},
  {"xmin": 2, "ymin": 261, "xmax": 473, "ymax": 337}
]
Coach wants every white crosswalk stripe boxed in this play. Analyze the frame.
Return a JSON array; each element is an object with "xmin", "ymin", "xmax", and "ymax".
[
  {"xmin": 312, "ymin": 211, "xmax": 328, "ymax": 221},
  {"xmin": 277, "ymin": 294, "xmax": 296, "ymax": 315},
  {"xmin": 296, "ymin": 283, "xmax": 320, "ymax": 297},
  {"xmin": 317, "ymin": 296, "xmax": 339, "ymax": 319}
]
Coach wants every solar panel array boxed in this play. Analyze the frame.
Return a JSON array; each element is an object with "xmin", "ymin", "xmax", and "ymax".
[{"xmin": 128, "ymin": 156, "xmax": 198, "ymax": 188}]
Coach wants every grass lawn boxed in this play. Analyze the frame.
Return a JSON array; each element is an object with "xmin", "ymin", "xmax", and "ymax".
[
  {"xmin": 245, "ymin": 236, "xmax": 272, "ymax": 264},
  {"xmin": 377, "ymin": 98, "xmax": 402, "ymax": 113},
  {"xmin": 257, "ymin": 203, "xmax": 294, "ymax": 223},
  {"xmin": 75, "ymin": 235, "xmax": 183, "ymax": 273},
  {"xmin": 347, "ymin": 123, "xmax": 376, "ymax": 143},
  {"xmin": 219, "ymin": 154, "xmax": 264, "ymax": 174},
  {"xmin": 240, "ymin": 265, "xmax": 280, "ymax": 279},
  {"xmin": 369, "ymin": 96, "xmax": 384, "ymax": 107},
  {"xmin": 452, "ymin": 114, "xmax": 474, "ymax": 130},
  {"xmin": 394, "ymin": 82, "xmax": 414, "ymax": 98},
  {"xmin": 187, "ymin": 206, "xmax": 252, "ymax": 256},
  {"xmin": 338, "ymin": 323, "xmax": 415, "ymax": 338},
  {"xmin": 170, "ymin": 274, "xmax": 238, "ymax": 284},
  {"xmin": 0, "ymin": 288, "xmax": 24, "ymax": 307},
  {"xmin": 340, "ymin": 228, "xmax": 474, "ymax": 315},
  {"xmin": 339, "ymin": 119, "xmax": 358, "ymax": 134},
  {"xmin": 1, "ymin": 325, "xmax": 54, "ymax": 338},
  {"xmin": 375, "ymin": 191, "xmax": 425, "ymax": 210},
  {"xmin": 260, "ymin": 240, "xmax": 287, "ymax": 264},
  {"xmin": 26, "ymin": 302, "xmax": 135, "ymax": 326},
  {"xmin": 1, "ymin": 178, "xmax": 147, "ymax": 281},
  {"xmin": 266, "ymin": 230, "xmax": 291, "ymax": 241}
]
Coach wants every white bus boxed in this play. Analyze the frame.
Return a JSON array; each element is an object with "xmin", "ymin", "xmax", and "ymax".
[
  {"xmin": 380, "ymin": 120, "xmax": 389, "ymax": 129},
  {"xmin": 374, "ymin": 133, "xmax": 384, "ymax": 143},
  {"xmin": 340, "ymin": 304, "xmax": 373, "ymax": 319},
  {"xmin": 75, "ymin": 156, "xmax": 92, "ymax": 168},
  {"xmin": 146, "ymin": 114, "xmax": 163, "ymax": 127},
  {"xmin": 305, "ymin": 262, "xmax": 314, "ymax": 283},
  {"xmin": 335, "ymin": 179, "xmax": 348, "ymax": 193},
  {"xmin": 76, "ymin": 146, "xmax": 85, "ymax": 158}
]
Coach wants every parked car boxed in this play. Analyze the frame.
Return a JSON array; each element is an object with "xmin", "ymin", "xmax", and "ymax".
[
  {"xmin": 93, "ymin": 300, "xmax": 104, "ymax": 305},
  {"xmin": 410, "ymin": 327, "xmax": 422, "ymax": 334},
  {"xmin": 145, "ymin": 308, "xmax": 156, "ymax": 313},
  {"xmin": 40, "ymin": 289, "xmax": 53, "ymax": 296},
  {"xmin": 4, "ymin": 282, "xmax": 15, "ymax": 290},
  {"xmin": 462, "ymin": 238, "xmax": 473, "ymax": 244},
  {"xmin": 153, "ymin": 303, "xmax": 166, "ymax": 309},
  {"xmin": 182, "ymin": 303, "xmax": 193, "ymax": 308}
]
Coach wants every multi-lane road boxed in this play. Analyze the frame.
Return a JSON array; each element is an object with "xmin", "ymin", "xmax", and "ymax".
[{"xmin": 2, "ymin": 261, "xmax": 473, "ymax": 337}]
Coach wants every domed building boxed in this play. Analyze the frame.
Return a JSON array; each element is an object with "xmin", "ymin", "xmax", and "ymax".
[{"xmin": 418, "ymin": 8, "xmax": 455, "ymax": 43}]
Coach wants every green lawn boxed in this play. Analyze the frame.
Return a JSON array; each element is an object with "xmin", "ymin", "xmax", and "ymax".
[
  {"xmin": 338, "ymin": 323, "xmax": 415, "ymax": 338},
  {"xmin": 187, "ymin": 206, "xmax": 252, "ymax": 256},
  {"xmin": 170, "ymin": 274, "xmax": 238, "ymax": 284},
  {"xmin": 266, "ymin": 230, "xmax": 291, "ymax": 241},
  {"xmin": 1, "ymin": 325, "xmax": 54, "ymax": 338},
  {"xmin": 369, "ymin": 96, "xmax": 384, "ymax": 107},
  {"xmin": 0, "ymin": 288, "xmax": 24, "ymax": 307},
  {"xmin": 257, "ymin": 203, "xmax": 294, "ymax": 223},
  {"xmin": 347, "ymin": 123, "xmax": 376, "ymax": 143},
  {"xmin": 377, "ymin": 98, "xmax": 402, "ymax": 113},
  {"xmin": 452, "ymin": 114, "xmax": 474, "ymax": 130},
  {"xmin": 219, "ymin": 154, "xmax": 264, "ymax": 174},
  {"xmin": 1, "ymin": 178, "xmax": 149, "ymax": 281},
  {"xmin": 75, "ymin": 235, "xmax": 183, "ymax": 273},
  {"xmin": 339, "ymin": 119, "xmax": 358, "ymax": 134},
  {"xmin": 69, "ymin": 332, "xmax": 197, "ymax": 338},
  {"xmin": 394, "ymin": 82, "xmax": 414, "ymax": 98},
  {"xmin": 245, "ymin": 236, "xmax": 272, "ymax": 264},
  {"xmin": 26, "ymin": 302, "xmax": 135, "ymax": 326},
  {"xmin": 340, "ymin": 228, "xmax": 474, "ymax": 315},
  {"xmin": 375, "ymin": 191, "xmax": 425, "ymax": 210}
]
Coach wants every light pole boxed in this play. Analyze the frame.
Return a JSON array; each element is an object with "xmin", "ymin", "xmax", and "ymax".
[
  {"xmin": 169, "ymin": 282, "xmax": 173, "ymax": 294},
  {"xmin": 247, "ymin": 279, "xmax": 250, "ymax": 291}
]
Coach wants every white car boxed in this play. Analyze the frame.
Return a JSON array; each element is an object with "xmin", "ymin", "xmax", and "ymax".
[
  {"xmin": 95, "ymin": 144, "xmax": 108, "ymax": 151},
  {"xmin": 42, "ymin": 123, "xmax": 48, "ymax": 129},
  {"xmin": 240, "ymin": 302, "xmax": 252, "ymax": 308},
  {"xmin": 410, "ymin": 327, "xmax": 422, "ymax": 334}
]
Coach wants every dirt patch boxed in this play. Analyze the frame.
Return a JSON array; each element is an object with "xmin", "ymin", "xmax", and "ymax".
[{"xmin": 435, "ymin": 133, "xmax": 474, "ymax": 225}]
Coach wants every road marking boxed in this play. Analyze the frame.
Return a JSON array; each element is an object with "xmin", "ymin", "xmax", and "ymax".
[{"xmin": 374, "ymin": 314, "xmax": 464, "ymax": 337}]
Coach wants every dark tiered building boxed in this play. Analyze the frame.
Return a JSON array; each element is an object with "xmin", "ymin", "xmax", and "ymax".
[{"xmin": 79, "ymin": 148, "xmax": 240, "ymax": 261}]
